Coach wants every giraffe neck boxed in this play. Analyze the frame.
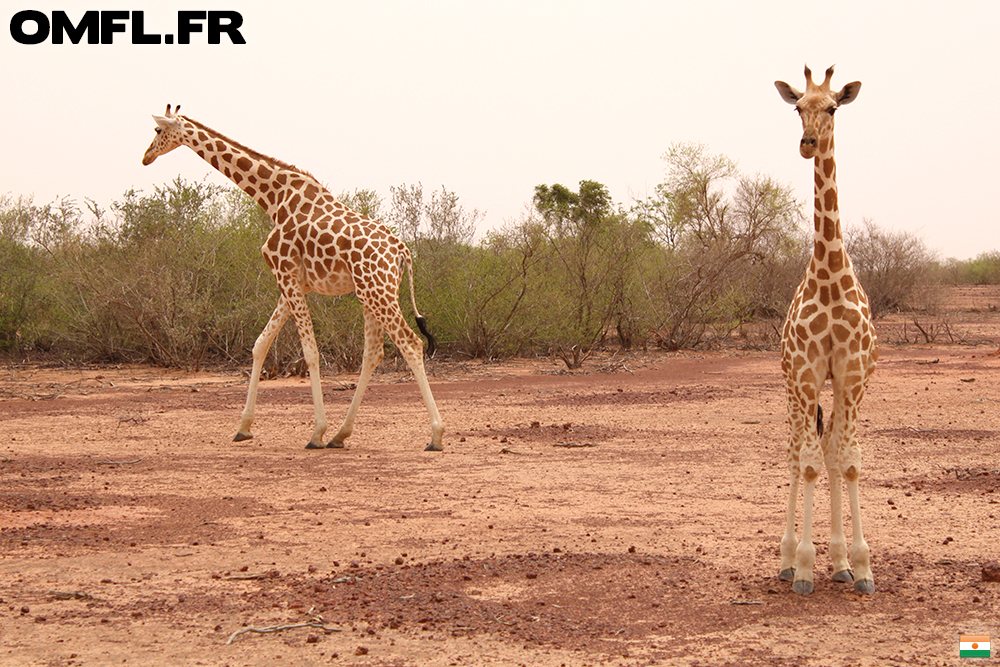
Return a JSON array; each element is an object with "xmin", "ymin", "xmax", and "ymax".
[
  {"xmin": 177, "ymin": 116, "xmax": 326, "ymax": 221},
  {"xmin": 811, "ymin": 136, "xmax": 846, "ymax": 272}
]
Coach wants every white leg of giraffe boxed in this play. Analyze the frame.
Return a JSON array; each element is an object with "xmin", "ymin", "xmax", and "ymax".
[
  {"xmin": 826, "ymin": 457, "xmax": 853, "ymax": 584},
  {"xmin": 327, "ymin": 307, "xmax": 385, "ymax": 448},
  {"xmin": 794, "ymin": 464, "xmax": 820, "ymax": 595},
  {"xmin": 846, "ymin": 471, "xmax": 873, "ymax": 593},
  {"xmin": 283, "ymin": 294, "xmax": 329, "ymax": 449},
  {"xmin": 393, "ymin": 326, "xmax": 444, "ymax": 451},
  {"xmin": 779, "ymin": 464, "xmax": 800, "ymax": 582},
  {"xmin": 785, "ymin": 382, "xmax": 823, "ymax": 595},
  {"xmin": 235, "ymin": 298, "xmax": 291, "ymax": 442},
  {"xmin": 329, "ymin": 302, "xmax": 443, "ymax": 451}
]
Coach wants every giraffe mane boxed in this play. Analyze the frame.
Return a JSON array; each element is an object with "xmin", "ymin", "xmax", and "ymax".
[{"xmin": 181, "ymin": 115, "xmax": 322, "ymax": 183}]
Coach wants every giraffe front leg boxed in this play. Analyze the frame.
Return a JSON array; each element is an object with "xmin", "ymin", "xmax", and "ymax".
[
  {"xmin": 779, "ymin": 469, "xmax": 799, "ymax": 582},
  {"xmin": 825, "ymin": 442, "xmax": 854, "ymax": 584},
  {"xmin": 792, "ymin": 464, "xmax": 820, "ymax": 595},
  {"xmin": 285, "ymin": 295, "xmax": 328, "ymax": 449},
  {"xmin": 235, "ymin": 299, "xmax": 290, "ymax": 442},
  {"xmin": 846, "ymin": 467, "xmax": 874, "ymax": 594}
]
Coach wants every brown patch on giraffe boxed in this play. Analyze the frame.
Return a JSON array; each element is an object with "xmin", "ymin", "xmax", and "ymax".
[
  {"xmin": 799, "ymin": 303, "xmax": 819, "ymax": 320},
  {"xmin": 257, "ymin": 164, "xmax": 272, "ymax": 180},
  {"xmin": 214, "ymin": 141, "xmax": 225, "ymax": 152},
  {"xmin": 808, "ymin": 312, "xmax": 829, "ymax": 336},
  {"xmin": 819, "ymin": 137, "xmax": 830, "ymax": 154},
  {"xmin": 824, "ymin": 188, "xmax": 837, "ymax": 212},
  {"xmin": 197, "ymin": 131, "xmax": 208, "ymax": 142},
  {"xmin": 304, "ymin": 183, "xmax": 319, "ymax": 200},
  {"xmin": 814, "ymin": 171, "xmax": 823, "ymax": 193},
  {"xmin": 845, "ymin": 289, "xmax": 859, "ymax": 306},
  {"xmin": 816, "ymin": 268, "xmax": 830, "ymax": 281},
  {"xmin": 840, "ymin": 273, "xmax": 855, "ymax": 290},
  {"xmin": 803, "ymin": 279, "xmax": 818, "ymax": 300},
  {"xmin": 823, "ymin": 158, "xmax": 835, "ymax": 179},
  {"xmin": 266, "ymin": 232, "xmax": 280, "ymax": 253},
  {"xmin": 832, "ymin": 323, "xmax": 851, "ymax": 343},
  {"xmin": 245, "ymin": 187, "xmax": 256, "ymax": 197},
  {"xmin": 827, "ymin": 249, "xmax": 844, "ymax": 273},
  {"xmin": 210, "ymin": 155, "xmax": 219, "ymax": 169},
  {"xmin": 275, "ymin": 173, "xmax": 287, "ymax": 186},
  {"xmin": 830, "ymin": 282, "xmax": 841, "ymax": 301},
  {"xmin": 819, "ymin": 285, "xmax": 830, "ymax": 305},
  {"xmin": 318, "ymin": 232, "xmax": 334, "ymax": 246}
]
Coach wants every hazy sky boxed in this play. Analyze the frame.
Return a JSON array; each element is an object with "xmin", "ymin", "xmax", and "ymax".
[{"xmin": 4, "ymin": 1, "xmax": 998, "ymax": 260}]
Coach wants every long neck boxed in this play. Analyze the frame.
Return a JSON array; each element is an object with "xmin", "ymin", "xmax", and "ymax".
[
  {"xmin": 812, "ymin": 135, "xmax": 845, "ymax": 263},
  {"xmin": 178, "ymin": 117, "xmax": 326, "ymax": 221}
]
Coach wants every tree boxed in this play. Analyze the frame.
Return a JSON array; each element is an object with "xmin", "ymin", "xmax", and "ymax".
[
  {"xmin": 634, "ymin": 143, "xmax": 805, "ymax": 349},
  {"xmin": 845, "ymin": 218, "xmax": 938, "ymax": 315},
  {"xmin": 532, "ymin": 180, "xmax": 643, "ymax": 367}
]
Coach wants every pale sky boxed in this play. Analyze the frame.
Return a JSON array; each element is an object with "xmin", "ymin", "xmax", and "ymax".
[{"xmin": 3, "ymin": 1, "xmax": 998, "ymax": 260}]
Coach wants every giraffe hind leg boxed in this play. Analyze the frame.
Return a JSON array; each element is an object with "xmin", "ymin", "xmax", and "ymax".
[{"xmin": 327, "ymin": 308, "xmax": 385, "ymax": 448}]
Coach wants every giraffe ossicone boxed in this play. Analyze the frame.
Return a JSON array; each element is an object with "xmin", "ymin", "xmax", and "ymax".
[
  {"xmin": 142, "ymin": 104, "xmax": 444, "ymax": 451},
  {"xmin": 773, "ymin": 67, "xmax": 878, "ymax": 595}
]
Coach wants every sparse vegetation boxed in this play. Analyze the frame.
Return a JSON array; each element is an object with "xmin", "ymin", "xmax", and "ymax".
[{"xmin": 0, "ymin": 143, "xmax": 986, "ymax": 369}]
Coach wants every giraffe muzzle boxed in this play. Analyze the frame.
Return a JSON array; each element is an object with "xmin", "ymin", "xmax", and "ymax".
[{"xmin": 799, "ymin": 135, "xmax": 818, "ymax": 158}]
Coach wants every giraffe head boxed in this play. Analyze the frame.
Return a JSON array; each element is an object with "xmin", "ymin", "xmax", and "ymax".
[
  {"xmin": 142, "ymin": 104, "xmax": 185, "ymax": 166},
  {"xmin": 775, "ymin": 66, "xmax": 861, "ymax": 159}
]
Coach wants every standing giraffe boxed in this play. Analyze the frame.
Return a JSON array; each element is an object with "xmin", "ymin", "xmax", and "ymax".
[
  {"xmin": 142, "ymin": 105, "xmax": 444, "ymax": 451},
  {"xmin": 773, "ymin": 67, "xmax": 878, "ymax": 595}
]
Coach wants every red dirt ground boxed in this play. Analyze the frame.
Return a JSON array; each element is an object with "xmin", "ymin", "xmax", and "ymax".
[{"xmin": 1, "ymin": 339, "xmax": 998, "ymax": 666}]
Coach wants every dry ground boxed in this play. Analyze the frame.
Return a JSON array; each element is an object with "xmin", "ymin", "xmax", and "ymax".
[{"xmin": 1, "ymin": 335, "xmax": 998, "ymax": 665}]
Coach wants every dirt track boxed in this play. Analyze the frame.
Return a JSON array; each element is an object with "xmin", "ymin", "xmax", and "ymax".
[{"xmin": 1, "ymin": 343, "xmax": 998, "ymax": 666}]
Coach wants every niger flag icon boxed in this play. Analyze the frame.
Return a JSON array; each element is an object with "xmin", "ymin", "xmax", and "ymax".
[{"xmin": 959, "ymin": 635, "xmax": 990, "ymax": 658}]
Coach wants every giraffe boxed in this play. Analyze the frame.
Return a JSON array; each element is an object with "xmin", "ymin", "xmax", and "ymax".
[
  {"xmin": 773, "ymin": 66, "xmax": 878, "ymax": 595},
  {"xmin": 142, "ymin": 105, "xmax": 444, "ymax": 451}
]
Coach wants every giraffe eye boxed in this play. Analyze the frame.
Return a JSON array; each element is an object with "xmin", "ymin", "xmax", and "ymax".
[
  {"xmin": 155, "ymin": 127, "xmax": 162, "ymax": 134},
  {"xmin": 827, "ymin": 107, "xmax": 837, "ymax": 116},
  {"xmin": 795, "ymin": 107, "xmax": 802, "ymax": 115}
]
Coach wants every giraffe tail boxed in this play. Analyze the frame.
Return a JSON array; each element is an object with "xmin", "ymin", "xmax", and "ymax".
[{"xmin": 404, "ymin": 250, "xmax": 437, "ymax": 358}]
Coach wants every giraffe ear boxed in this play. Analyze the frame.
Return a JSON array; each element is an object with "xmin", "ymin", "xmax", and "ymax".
[
  {"xmin": 775, "ymin": 81, "xmax": 803, "ymax": 105},
  {"xmin": 836, "ymin": 81, "xmax": 862, "ymax": 106},
  {"xmin": 152, "ymin": 115, "xmax": 173, "ymax": 129}
]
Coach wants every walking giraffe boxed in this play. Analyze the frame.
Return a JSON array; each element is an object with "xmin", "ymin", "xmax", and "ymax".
[
  {"xmin": 773, "ymin": 67, "xmax": 878, "ymax": 594},
  {"xmin": 142, "ymin": 105, "xmax": 444, "ymax": 451}
]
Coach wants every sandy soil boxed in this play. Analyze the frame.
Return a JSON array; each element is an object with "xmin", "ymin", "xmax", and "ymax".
[{"xmin": 1, "ymin": 339, "xmax": 998, "ymax": 666}]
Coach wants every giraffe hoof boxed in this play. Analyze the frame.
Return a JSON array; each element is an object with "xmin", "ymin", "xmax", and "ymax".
[
  {"xmin": 424, "ymin": 443, "xmax": 443, "ymax": 452},
  {"xmin": 854, "ymin": 579, "xmax": 875, "ymax": 595},
  {"xmin": 305, "ymin": 441, "xmax": 325, "ymax": 449},
  {"xmin": 832, "ymin": 569, "xmax": 855, "ymax": 584},
  {"xmin": 778, "ymin": 568, "xmax": 795, "ymax": 582},
  {"xmin": 233, "ymin": 432, "xmax": 253, "ymax": 442},
  {"xmin": 792, "ymin": 580, "xmax": 814, "ymax": 595},
  {"xmin": 326, "ymin": 440, "xmax": 345, "ymax": 449}
]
